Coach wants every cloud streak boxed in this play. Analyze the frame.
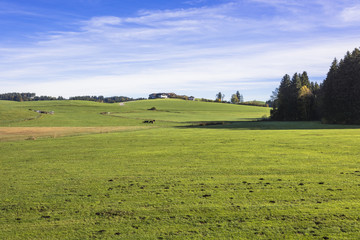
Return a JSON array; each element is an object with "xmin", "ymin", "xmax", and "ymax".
[
  {"xmin": 1, "ymin": 0, "xmax": 360, "ymax": 100},
  {"xmin": 341, "ymin": 5, "xmax": 360, "ymax": 23}
]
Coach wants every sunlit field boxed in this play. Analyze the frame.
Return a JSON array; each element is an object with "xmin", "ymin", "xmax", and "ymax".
[{"xmin": 1, "ymin": 99, "xmax": 359, "ymax": 239}]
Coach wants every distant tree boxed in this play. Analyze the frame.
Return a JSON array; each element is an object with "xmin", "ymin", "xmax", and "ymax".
[
  {"xmin": 0, "ymin": 92, "xmax": 36, "ymax": 101},
  {"xmin": 236, "ymin": 91, "xmax": 241, "ymax": 101},
  {"xmin": 241, "ymin": 100, "xmax": 268, "ymax": 107},
  {"xmin": 267, "ymin": 88, "xmax": 278, "ymax": 107},
  {"xmin": 231, "ymin": 91, "xmax": 244, "ymax": 104},
  {"xmin": 236, "ymin": 91, "xmax": 243, "ymax": 103},
  {"xmin": 69, "ymin": 95, "xmax": 135, "ymax": 103},
  {"xmin": 215, "ymin": 92, "xmax": 225, "ymax": 102},
  {"xmin": 14, "ymin": 93, "xmax": 23, "ymax": 102},
  {"xmin": 231, "ymin": 94, "xmax": 239, "ymax": 104}
]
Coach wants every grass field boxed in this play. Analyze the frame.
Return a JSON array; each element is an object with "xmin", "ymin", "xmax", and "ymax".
[{"xmin": 0, "ymin": 99, "xmax": 359, "ymax": 239}]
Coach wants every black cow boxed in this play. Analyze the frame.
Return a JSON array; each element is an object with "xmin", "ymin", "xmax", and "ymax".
[{"xmin": 143, "ymin": 120, "xmax": 156, "ymax": 124}]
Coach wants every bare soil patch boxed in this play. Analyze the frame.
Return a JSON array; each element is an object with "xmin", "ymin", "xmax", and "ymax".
[{"xmin": 0, "ymin": 126, "xmax": 146, "ymax": 141}]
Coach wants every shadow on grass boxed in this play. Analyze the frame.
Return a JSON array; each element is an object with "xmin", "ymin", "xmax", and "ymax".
[{"xmin": 179, "ymin": 120, "xmax": 360, "ymax": 130}]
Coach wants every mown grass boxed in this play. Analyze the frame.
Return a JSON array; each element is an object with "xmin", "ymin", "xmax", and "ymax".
[{"xmin": 0, "ymin": 100, "xmax": 359, "ymax": 239}]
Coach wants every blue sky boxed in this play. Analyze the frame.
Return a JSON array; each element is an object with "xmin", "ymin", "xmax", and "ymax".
[{"xmin": 1, "ymin": 0, "xmax": 360, "ymax": 101}]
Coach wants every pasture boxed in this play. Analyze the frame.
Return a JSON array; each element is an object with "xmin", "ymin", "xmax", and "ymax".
[{"xmin": 0, "ymin": 99, "xmax": 359, "ymax": 239}]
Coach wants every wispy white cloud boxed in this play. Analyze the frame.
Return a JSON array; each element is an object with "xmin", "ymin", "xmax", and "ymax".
[
  {"xmin": 184, "ymin": 0, "xmax": 208, "ymax": 5},
  {"xmin": 1, "ymin": 0, "xmax": 360, "ymax": 100},
  {"xmin": 0, "ymin": 2, "xmax": 41, "ymax": 16},
  {"xmin": 248, "ymin": 0, "xmax": 360, "ymax": 28},
  {"xmin": 85, "ymin": 16, "xmax": 122, "ymax": 27},
  {"xmin": 341, "ymin": 5, "xmax": 360, "ymax": 23}
]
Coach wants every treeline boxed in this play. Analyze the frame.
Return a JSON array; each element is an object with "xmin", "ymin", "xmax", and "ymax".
[
  {"xmin": 321, "ymin": 48, "xmax": 360, "ymax": 124},
  {"xmin": 240, "ymin": 101, "xmax": 268, "ymax": 107},
  {"xmin": 212, "ymin": 91, "xmax": 268, "ymax": 107},
  {"xmin": 69, "ymin": 96, "xmax": 146, "ymax": 103},
  {"xmin": 270, "ymin": 71, "xmax": 320, "ymax": 121},
  {"xmin": 214, "ymin": 91, "xmax": 245, "ymax": 104},
  {"xmin": 149, "ymin": 93, "xmax": 195, "ymax": 100},
  {"xmin": 270, "ymin": 47, "xmax": 360, "ymax": 124},
  {"xmin": 0, "ymin": 93, "xmax": 145, "ymax": 103},
  {"xmin": 166, "ymin": 93, "xmax": 193, "ymax": 100},
  {"xmin": 0, "ymin": 92, "xmax": 63, "ymax": 101}
]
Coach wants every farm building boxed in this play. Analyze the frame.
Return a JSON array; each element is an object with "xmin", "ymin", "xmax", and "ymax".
[
  {"xmin": 149, "ymin": 93, "xmax": 169, "ymax": 99},
  {"xmin": 149, "ymin": 93, "xmax": 195, "ymax": 100}
]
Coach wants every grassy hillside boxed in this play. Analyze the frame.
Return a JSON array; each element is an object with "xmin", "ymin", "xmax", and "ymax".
[
  {"xmin": 0, "ymin": 101, "xmax": 40, "ymax": 124},
  {"xmin": 1, "ymin": 99, "xmax": 359, "ymax": 239},
  {"xmin": 0, "ymin": 100, "xmax": 137, "ymax": 127},
  {"xmin": 113, "ymin": 99, "xmax": 269, "ymax": 123},
  {"xmin": 0, "ymin": 99, "xmax": 270, "ymax": 127}
]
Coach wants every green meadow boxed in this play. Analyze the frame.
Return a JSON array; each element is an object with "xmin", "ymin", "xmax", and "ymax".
[{"xmin": 0, "ymin": 99, "xmax": 359, "ymax": 239}]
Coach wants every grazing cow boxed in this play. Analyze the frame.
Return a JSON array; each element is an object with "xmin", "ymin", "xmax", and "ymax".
[{"xmin": 143, "ymin": 120, "xmax": 155, "ymax": 124}]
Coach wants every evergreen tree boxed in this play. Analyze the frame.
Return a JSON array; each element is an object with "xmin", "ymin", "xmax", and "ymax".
[
  {"xmin": 215, "ymin": 92, "xmax": 224, "ymax": 102},
  {"xmin": 235, "ymin": 91, "xmax": 244, "ymax": 103},
  {"xmin": 321, "ymin": 58, "xmax": 338, "ymax": 122},
  {"xmin": 300, "ymin": 71, "xmax": 311, "ymax": 88},
  {"xmin": 270, "ymin": 47, "xmax": 360, "ymax": 123},
  {"xmin": 270, "ymin": 72, "xmax": 320, "ymax": 121},
  {"xmin": 321, "ymin": 48, "xmax": 360, "ymax": 124},
  {"xmin": 290, "ymin": 73, "xmax": 302, "ymax": 120},
  {"xmin": 271, "ymin": 74, "xmax": 291, "ymax": 120},
  {"xmin": 236, "ymin": 91, "xmax": 241, "ymax": 102},
  {"xmin": 267, "ymin": 88, "xmax": 278, "ymax": 108}
]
